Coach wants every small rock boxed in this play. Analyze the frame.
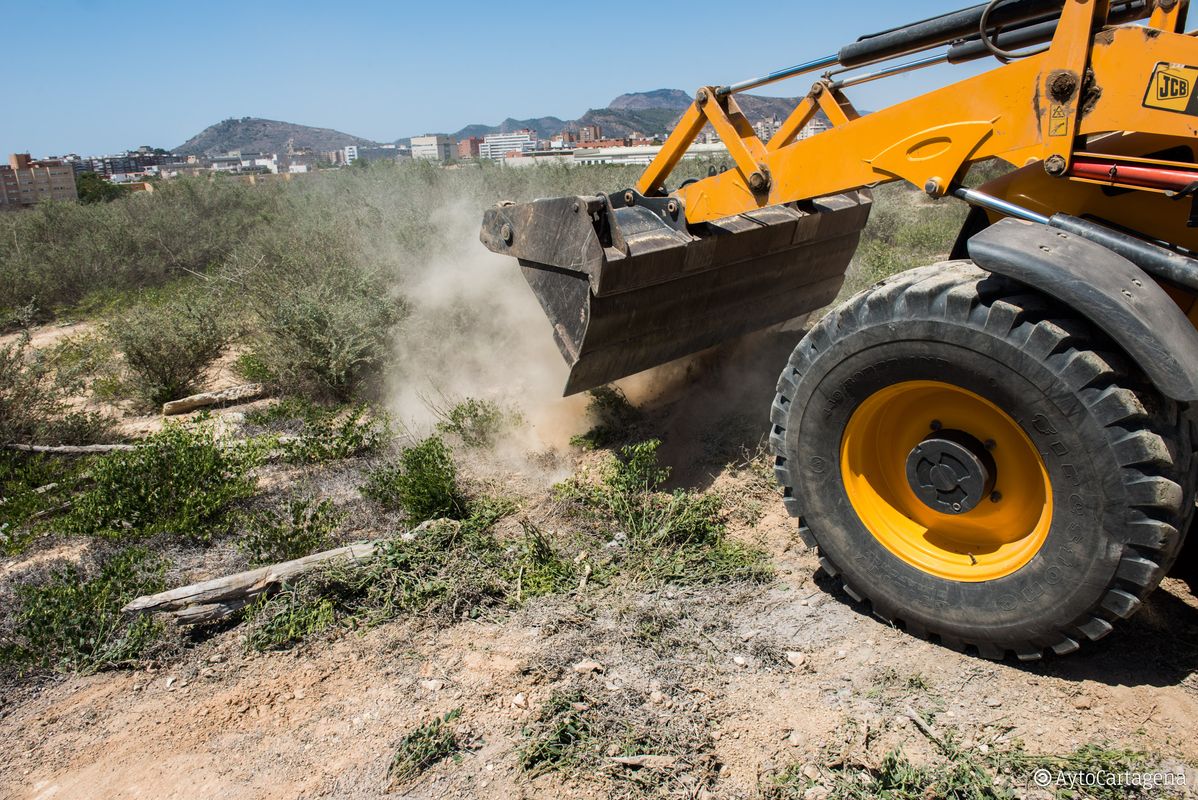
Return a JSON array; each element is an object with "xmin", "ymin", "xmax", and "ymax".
[
  {"xmin": 834, "ymin": 649, "xmax": 847, "ymax": 659},
  {"xmin": 804, "ymin": 786, "xmax": 830, "ymax": 800},
  {"xmin": 742, "ymin": 629, "xmax": 761, "ymax": 642},
  {"xmin": 1072, "ymin": 695, "xmax": 1093, "ymax": 710},
  {"xmin": 711, "ymin": 730, "xmax": 722, "ymax": 741},
  {"xmin": 573, "ymin": 659, "xmax": 604, "ymax": 674},
  {"xmin": 801, "ymin": 763, "xmax": 821, "ymax": 781},
  {"xmin": 570, "ymin": 702, "xmax": 590, "ymax": 712},
  {"xmin": 733, "ymin": 656, "xmax": 748, "ymax": 667},
  {"xmin": 786, "ymin": 651, "xmax": 807, "ymax": 669},
  {"xmin": 293, "ymin": 689, "xmax": 306, "ymax": 701},
  {"xmin": 419, "ymin": 679, "xmax": 445, "ymax": 691},
  {"xmin": 649, "ymin": 690, "xmax": 666, "ymax": 704},
  {"xmin": 165, "ymin": 677, "xmax": 177, "ymax": 690},
  {"xmin": 209, "ymin": 654, "xmax": 225, "ymax": 664},
  {"xmin": 985, "ymin": 697, "xmax": 1003, "ymax": 708},
  {"xmin": 787, "ymin": 730, "xmax": 805, "ymax": 747},
  {"xmin": 511, "ymin": 692, "xmax": 529, "ymax": 709}
]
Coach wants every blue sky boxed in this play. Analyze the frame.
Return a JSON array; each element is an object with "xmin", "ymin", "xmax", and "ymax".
[{"xmin": 2, "ymin": 0, "xmax": 989, "ymax": 156}]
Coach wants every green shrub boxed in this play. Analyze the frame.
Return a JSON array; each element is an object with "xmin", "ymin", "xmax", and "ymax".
[
  {"xmin": 389, "ymin": 708, "xmax": 464, "ymax": 786},
  {"xmin": 362, "ymin": 436, "xmax": 466, "ymax": 522},
  {"xmin": 279, "ymin": 404, "xmax": 390, "ymax": 464},
  {"xmin": 0, "ymin": 331, "xmax": 114, "ymax": 445},
  {"xmin": 433, "ymin": 397, "xmax": 514, "ymax": 447},
  {"xmin": 557, "ymin": 440, "xmax": 771, "ymax": 584},
  {"xmin": 516, "ymin": 523, "xmax": 578, "ymax": 599},
  {"xmin": 64, "ymin": 423, "xmax": 260, "ymax": 543},
  {"xmin": 569, "ymin": 387, "xmax": 639, "ymax": 450},
  {"xmin": 238, "ymin": 497, "xmax": 343, "ymax": 565},
  {"xmin": 239, "ymin": 234, "xmax": 405, "ymax": 400},
  {"xmin": 108, "ymin": 289, "xmax": 232, "ymax": 405},
  {"xmin": 245, "ymin": 585, "xmax": 337, "ymax": 651},
  {"xmin": 0, "ymin": 547, "xmax": 166, "ymax": 674}
]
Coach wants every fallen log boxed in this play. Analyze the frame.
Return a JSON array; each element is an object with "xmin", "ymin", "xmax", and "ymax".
[
  {"xmin": 3, "ymin": 443, "xmax": 135, "ymax": 455},
  {"xmin": 123, "ymin": 542, "xmax": 382, "ymax": 616},
  {"xmin": 162, "ymin": 383, "xmax": 268, "ymax": 416},
  {"xmin": 123, "ymin": 519, "xmax": 449, "ymax": 624}
]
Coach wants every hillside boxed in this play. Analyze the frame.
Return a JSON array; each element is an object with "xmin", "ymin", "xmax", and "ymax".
[
  {"xmin": 451, "ymin": 88, "xmax": 819, "ymax": 140},
  {"xmin": 175, "ymin": 117, "xmax": 379, "ymax": 156}
]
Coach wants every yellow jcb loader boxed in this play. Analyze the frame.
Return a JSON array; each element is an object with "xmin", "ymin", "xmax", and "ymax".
[{"xmin": 481, "ymin": 0, "xmax": 1198, "ymax": 659}]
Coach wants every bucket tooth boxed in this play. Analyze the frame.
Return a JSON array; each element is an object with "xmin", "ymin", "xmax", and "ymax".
[{"xmin": 481, "ymin": 188, "xmax": 871, "ymax": 395}]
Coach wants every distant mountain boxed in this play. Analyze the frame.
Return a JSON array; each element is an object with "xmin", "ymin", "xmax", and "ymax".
[
  {"xmin": 175, "ymin": 117, "xmax": 378, "ymax": 156},
  {"xmin": 607, "ymin": 89, "xmax": 692, "ymax": 111},
  {"xmin": 450, "ymin": 89, "xmax": 819, "ymax": 141}
]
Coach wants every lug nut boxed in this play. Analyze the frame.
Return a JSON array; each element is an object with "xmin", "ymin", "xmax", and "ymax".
[
  {"xmin": 666, "ymin": 200, "xmax": 678, "ymax": 214},
  {"xmin": 624, "ymin": 191, "xmax": 635, "ymax": 205},
  {"xmin": 500, "ymin": 223, "xmax": 513, "ymax": 244},
  {"xmin": 1044, "ymin": 155, "xmax": 1067, "ymax": 176},
  {"xmin": 984, "ymin": 439, "xmax": 996, "ymax": 450},
  {"xmin": 930, "ymin": 420, "xmax": 942, "ymax": 431},
  {"xmin": 748, "ymin": 171, "xmax": 770, "ymax": 192},
  {"xmin": 990, "ymin": 491, "xmax": 1002, "ymax": 503}
]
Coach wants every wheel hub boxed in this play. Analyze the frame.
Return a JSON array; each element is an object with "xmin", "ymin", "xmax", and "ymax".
[{"xmin": 905, "ymin": 430, "xmax": 995, "ymax": 515}]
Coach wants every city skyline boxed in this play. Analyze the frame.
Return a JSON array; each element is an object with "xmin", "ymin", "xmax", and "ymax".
[{"xmin": 1, "ymin": 0, "xmax": 989, "ymax": 157}]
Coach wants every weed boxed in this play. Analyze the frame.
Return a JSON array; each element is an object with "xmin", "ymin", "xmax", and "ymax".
[
  {"xmin": 557, "ymin": 440, "xmax": 772, "ymax": 584},
  {"xmin": 245, "ymin": 501, "xmax": 520, "ymax": 650},
  {"xmin": 432, "ymin": 397, "xmax": 514, "ymax": 447},
  {"xmin": 279, "ymin": 404, "xmax": 389, "ymax": 464},
  {"xmin": 107, "ymin": 289, "xmax": 234, "ymax": 405},
  {"xmin": 362, "ymin": 436, "xmax": 467, "ymax": 522},
  {"xmin": 520, "ymin": 690, "xmax": 594, "ymax": 776},
  {"xmin": 63, "ymin": 423, "xmax": 260, "ymax": 543},
  {"xmin": 238, "ymin": 497, "xmax": 343, "ymax": 565},
  {"xmin": 0, "ymin": 547, "xmax": 166, "ymax": 674},
  {"xmin": 388, "ymin": 708, "xmax": 464, "ymax": 786},
  {"xmin": 569, "ymin": 387, "xmax": 639, "ymax": 450},
  {"xmin": 515, "ymin": 522, "xmax": 578, "ymax": 600},
  {"xmin": 245, "ymin": 585, "xmax": 337, "ymax": 651},
  {"xmin": 767, "ymin": 735, "xmax": 1185, "ymax": 800}
]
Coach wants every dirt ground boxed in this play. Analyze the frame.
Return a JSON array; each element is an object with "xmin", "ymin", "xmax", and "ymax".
[{"xmin": 2, "ymin": 326, "xmax": 1197, "ymax": 800}]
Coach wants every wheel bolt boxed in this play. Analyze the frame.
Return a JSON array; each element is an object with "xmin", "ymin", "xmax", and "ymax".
[
  {"xmin": 990, "ymin": 491, "xmax": 1002, "ymax": 503},
  {"xmin": 930, "ymin": 420, "xmax": 942, "ymax": 431},
  {"xmin": 984, "ymin": 439, "xmax": 996, "ymax": 450}
]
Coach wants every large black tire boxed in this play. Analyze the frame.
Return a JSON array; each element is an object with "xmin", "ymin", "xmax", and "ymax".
[{"xmin": 770, "ymin": 262, "xmax": 1196, "ymax": 660}]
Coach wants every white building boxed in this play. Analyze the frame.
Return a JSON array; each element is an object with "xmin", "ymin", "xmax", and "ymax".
[
  {"xmin": 343, "ymin": 145, "xmax": 359, "ymax": 164},
  {"xmin": 479, "ymin": 130, "xmax": 536, "ymax": 160},
  {"xmin": 410, "ymin": 135, "xmax": 456, "ymax": 161},
  {"xmin": 571, "ymin": 142, "xmax": 728, "ymax": 166}
]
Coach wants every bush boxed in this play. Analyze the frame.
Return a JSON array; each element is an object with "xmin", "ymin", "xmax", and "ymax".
[
  {"xmin": 238, "ymin": 497, "xmax": 342, "ymax": 565},
  {"xmin": 238, "ymin": 231, "xmax": 405, "ymax": 400},
  {"xmin": 64, "ymin": 423, "xmax": 260, "ymax": 543},
  {"xmin": 362, "ymin": 436, "xmax": 467, "ymax": 522},
  {"xmin": 0, "ymin": 331, "xmax": 114, "ymax": 445},
  {"xmin": 279, "ymin": 404, "xmax": 390, "ymax": 464},
  {"xmin": 557, "ymin": 440, "xmax": 771, "ymax": 584},
  {"xmin": 0, "ymin": 547, "xmax": 166, "ymax": 674},
  {"xmin": 569, "ymin": 387, "xmax": 639, "ymax": 450},
  {"xmin": 433, "ymin": 397, "xmax": 514, "ymax": 448},
  {"xmin": 108, "ymin": 289, "xmax": 233, "ymax": 405}
]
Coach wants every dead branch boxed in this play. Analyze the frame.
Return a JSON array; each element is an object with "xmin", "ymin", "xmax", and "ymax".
[{"xmin": 162, "ymin": 383, "xmax": 268, "ymax": 416}]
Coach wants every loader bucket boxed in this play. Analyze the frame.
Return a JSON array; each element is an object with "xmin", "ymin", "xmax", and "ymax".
[{"xmin": 480, "ymin": 189, "xmax": 871, "ymax": 395}]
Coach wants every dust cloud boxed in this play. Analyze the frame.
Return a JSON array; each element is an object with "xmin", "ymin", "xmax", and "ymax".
[{"xmin": 382, "ymin": 200, "xmax": 588, "ymax": 455}]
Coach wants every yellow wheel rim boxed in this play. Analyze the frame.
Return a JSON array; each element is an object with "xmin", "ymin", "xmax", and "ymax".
[{"xmin": 840, "ymin": 380, "xmax": 1052, "ymax": 582}]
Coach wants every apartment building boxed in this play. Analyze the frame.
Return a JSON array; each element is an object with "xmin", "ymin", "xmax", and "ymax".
[
  {"xmin": 0, "ymin": 153, "xmax": 77, "ymax": 208},
  {"xmin": 411, "ymin": 134, "xmax": 456, "ymax": 161}
]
